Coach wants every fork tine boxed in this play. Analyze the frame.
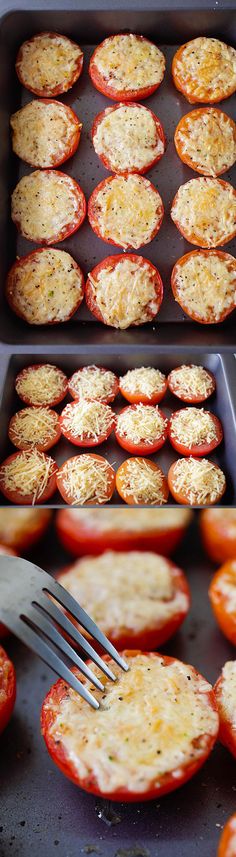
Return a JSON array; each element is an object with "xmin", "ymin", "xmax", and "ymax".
[
  {"xmin": 20, "ymin": 617, "xmax": 99, "ymax": 709},
  {"xmin": 31, "ymin": 604, "xmax": 105, "ymax": 691}
]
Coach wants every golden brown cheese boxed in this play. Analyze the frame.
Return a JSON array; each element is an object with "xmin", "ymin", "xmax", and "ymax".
[
  {"xmin": 91, "ymin": 175, "xmax": 162, "ymax": 249},
  {"xmin": 11, "ymin": 171, "xmax": 81, "ymax": 243},
  {"xmin": 7, "ymin": 249, "xmax": 83, "ymax": 325},
  {"xmin": 171, "ymin": 178, "xmax": 236, "ymax": 247},
  {"xmin": 88, "ymin": 257, "xmax": 160, "ymax": 329},
  {"xmin": 173, "ymin": 252, "xmax": 236, "ymax": 322},
  {"xmin": 174, "ymin": 37, "xmax": 236, "ymax": 102},
  {"xmin": 93, "ymin": 34, "xmax": 165, "ymax": 92},
  {"xmin": 175, "ymin": 109, "xmax": 236, "ymax": 176},
  {"xmin": 10, "ymin": 100, "xmax": 81, "ymax": 168},
  {"xmin": 16, "ymin": 33, "xmax": 82, "ymax": 94},
  {"xmin": 217, "ymin": 661, "xmax": 236, "ymax": 728},
  {"xmin": 171, "ymin": 457, "xmax": 226, "ymax": 505},
  {"xmin": 93, "ymin": 104, "xmax": 164, "ymax": 172},
  {"xmin": 116, "ymin": 404, "xmax": 166, "ymax": 444}
]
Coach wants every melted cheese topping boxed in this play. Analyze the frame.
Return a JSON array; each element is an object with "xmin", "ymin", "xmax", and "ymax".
[
  {"xmin": 58, "ymin": 456, "xmax": 113, "ymax": 505},
  {"xmin": 213, "ymin": 561, "xmax": 236, "ymax": 614},
  {"xmin": 119, "ymin": 459, "xmax": 167, "ymax": 505},
  {"xmin": 171, "ymin": 178, "xmax": 236, "ymax": 247},
  {"xmin": 0, "ymin": 450, "xmax": 55, "ymax": 504},
  {"xmin": 91, "ymin": 175, "xmax": 162, "ymax": 249},
  {"xmin": 69, "ymin": 367, "xmax": 116, "ymax": 402},
  {"xmin": 170, "ymin": 408, "xmax": 218, "ymax": 447},
  {"xmin": 15, "ymin": 365, "xmax": 66, "ymax": 406},
  {"xmin": 88, "ymin": 257, "xmax": 160, "ymax": 329},
  {"xmin": 9, "ymin": 407, "xmax": 58, "ymax": 448},
  {"xmin": 175, "ymin": 109, "xmax": 236, "ymax": 177},
  {"xmin": 171, "ymin": 457, "xmax": 226, "ymax": 505},
  {"xmin": 11, "ymin": 171, "xmax": 82, "ymax": 243},
  {"xmin": 93, "ymin": 34, "xmax": 165, "ymax": 92},
  {"xmin": 168, "ymin": 365, "xmax": 214, "ymax": 399},
  {"xmin": 218, "ymin": 661, "xmax": 236, "ymax": 730},
  {"xmin": 173, "ymin": 251, "xmax": 236, "ymax": 322},
  {"xmin": 61, "ymin": 401, "xmax": 114, "ymax": 441},
  {"xmin": 58, "ymin": 550, "xmax": 188, "ymax": 635},
  {"xmin": 47, "ymin": 652, "xmax": 218, "ymax": 795},
  {"xmin": 117, "ymin": 404, "xmax": 166, "ymax": 445},
  {"xmin": 0, "ymin": 508, "xmax": 51, "ymax": 547},
  {"xmin": 10, "ymin": 100, "xmax": 81, "ymax": 168},
  {"xmin": 64, "ymin": 508, "xmax": 192, "ymax": 532},
  {"xmin": 174, "ymin": 38, "xmax": 236, "ymax": 102},
  {"xmin": 93, "ymin": 104, "xmax": 164, "ymax": 172},
  {"xmin": 7, "ymin": 249, "xmax": 83, "ymax": 325},
  {"xmin": 121, "ymin": 367, "xmax": 166, "ymax": 398},
  {"xmin": 16, "ymin": 33, "xmax": 82, "ymax": 93}
]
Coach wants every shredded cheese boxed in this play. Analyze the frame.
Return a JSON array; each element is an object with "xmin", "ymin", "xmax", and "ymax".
[
  {"xmin": 9, "ymin": 407, "xmax": 59, "ymax": 449},
  {"xmin": 92, "ymin": 34, "xmax": 165, "ymax": 92},
  {"xmin": 175, "ymin": 108, "xmax": 236, "ymax": 177},
  {"xmin": 0, "ymin": 450, "xmax": 56, "ymax": 504},
  {"xmin": 57, "ymin": 456, "xmax": 113, "ymax": 505},
  {"xmin": 88, "ymin": 256, "xmax": 160, "ymax": 329},
  {"xmin": 174, "ymin": 37, "xmax": 236, "ymax": 102},
  {"xmin": 170, "ymin": 408, "xmax": 218, "ymax": 447},
  {"xmin": 171, "ymin": 178, "xmax": 236, "ymax": 247},
  {"xmin": 61, "ymin": 401, "xmax": 114, "ymax": 441},
  {"xmin": 11, "ymin": 170, "xmax": 83, "ymax": 243},
  {"xmin": 217, "ymin": 661, "xmax": 236, "ymax": 731},
  {"xmin": 168, "ymin": 365, "xmax": 214, "ymax": 399},
  {"xmin": 173, "ymin": 251, "xmax": 236, "ymax": 322},
  {"xmin": 171, "ymin": 457, "xmax": 226, "ymax": 505},
  {"xmin": 47, "ymin": 652, "xmax": 218, "ymax": 795},
  {"xmin": 120, "ymin": 367, "xmax": 166, "ymax": 398},
  {"xmin": 10, "ymin": 100, "xmax": 81, "ymax": 168},
  {"xmin": 7, "ymin": 248, "xmax": 83, "ymax": 325},
  {"xmin": 93, "ymin": 104, "xmax": 164, "ymax": 173},
  {"xmin": 69, "ymin": 366, "xmax": 116, "ymax": 402},
  {"xmin": 90, "ymin": 174, "xmax": 162, "ymax": 249},
  {"xmin": 118, "ymin": 458, "xmax": 167, "ymax": 505},
  {"xmin": 116, "ymin": 404, "xmax": 166, "ymax": 445},
  {"xmin": 64, "ymin": 508, "xmax": 192, "ymax": 531},
  {"xmin": 16, "ymin": 33, "xmax": 82, "ymax": 94},
  {"xmin": 15, "ymin": 364, "xmax": 67, "ymax": 406}
]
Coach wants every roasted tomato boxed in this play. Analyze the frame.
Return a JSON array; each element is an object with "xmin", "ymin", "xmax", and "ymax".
[
  {"xmin": 214, "ymin": 662, "xmax": 236, "ymax": 759},
  {"xmin": 41, "ymin": 650, "xmax": 219, "ymax": 802},
  {"xmin": 171, "ymin": 177, "xmax": 236, "ymax": 249},
  {"xmin": 209, "ymin": 560, "xmax": 236, "ymax": 645},
  {"xmin": 92, "ymin": 103, "xmax": 165, "ymax": 175},
  {"xmin": 168, "ymin": 408, "xmax": 223, "ymax": 457},
  {"xmin": 167, "ymin": 365, "xmax": 216, "ymax": 404},
  {"xmin": 0, "ymin": 646, "xmax": 16, "ymax": 734},
  {"xmin": 174, "ymin": 107, "xmax": 236, "ymax": 177},
  {"xmin": 87, "ymin": 174, "xmax": 164, "ymax": 250},
  {"xmin": 89, "ymin": 34, "xmax": 165, "ymax": 101},
  {"xmin": 168, "ymin": 457, "xmax": 226, "ymax": 507},
  {"xmin": 171, "ymin": 250, "xmax": 236, "ymax": 325},
  {"xmin": 218, "ymin": 814, "xmax": 236, "ymax": 857},
  {"xmin": 116, "ymin": 457, "xmax": 169, "ymax": 506},
  {"xmin": 85, "ymin": 254, "xmax": 163, "ymax": 329},
  {"xmin": 15, "ymin": 31, "xmax": 83, "ymax": 97},
  {"xmin": 119, "ymin": 367, "xmax": 167, "ymax": 405},
  {"xmin": 59, "ymin": 400, "xmax": 115, "ymax": 448},
  {"xmin": 0, "ymin": 508, "xmax": 52, "ymax": 552},
  {"xmin": 115, "ymin": 404, "xmax": 167, "ymax": 455},
  {"xmin": 172, "ymin": 37, "xmax": 236, "ymax": 104},
  {"xmin": 15, "ymin": 364, "xmax": 68, "ymax": 408},
  {"xmin": 56, "ymin": 507, "xmax": 193, "ymax": 557},
  {"xmin": 6, "ymin": 248, "xmax": 84, "ymax": 326},
  {"xmin": 56, "ymin": 454, "xmax": 115, "ymax": 506},
  {"xmin": 200, "ymin": 510, "xmax": 236, "ymax": 564},
  {"xmin": 68, "ymin": 366, "xmax": 119, "ymax": 404},
  {"xmin": 10, "ymin": 99, "xmax": 82, "ymax": 169},
  {"xmin": 0, "ymin": 450, "xmax": 58, "ymax": 505},
  {"xmin": 8, "ymin": 406, "xmax": 61, "ymax": 452},
  {"xmin": 11, "ymin": 170, "xmax": 86, "ymax": 245}
]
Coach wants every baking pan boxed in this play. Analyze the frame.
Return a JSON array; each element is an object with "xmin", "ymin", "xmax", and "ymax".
[
  {"xmin": 0, "ymin": 511, "xmax": 236, "ymax": 857},
  {"xmin": 0, "ymin": 5, "xmax": 235, "ymax": 347},
  {"xmin": 0, "ymin": 350, "xmax": 235, "ymax": 506}
]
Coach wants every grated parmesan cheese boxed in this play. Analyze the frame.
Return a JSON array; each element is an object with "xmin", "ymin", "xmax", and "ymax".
[
  {"xmin": 93, "ymin": 103, "xmax": 164, "ymax": 173},
  {"xmin": 116, "ymin": 404, "xmax": 167, "ymax": 445},
  {"xmin": 64, "ymin": 508, "xmax": 192, "ymax": 532},
  {"xmin": 118, "ymin": 458, "xmax": 167, "ymax": 505},
  {"xmin": 10, "ymin": 100, "xmax": 81, "ymax": 168},
  {"xmin": 120, "ymin": 367, "xmax": 166, "ymax": 398},
  {"xmin": 11, "ymin": 170, "xmax": 84, "ymax": 244},
  {"xmin": 168, "ymin": 365, "xmax": 214, "ymax": 400},
  {"xmin": 57, "ymin": 455, "xmax": 114, "ymax": 505},
  {"xmin": 87, "ymin": 256, "xmax": 161, "ymax": 329},
  {"xmin": 69, "ymin": 366, "xmax": 116, "ymax": 402},
  {"xmin": 15, "ymin": 364, "xmax": 67, "ymax": 407},
  {"xmin": 60, "ymin": 400, "xmax": 114, "ymax": 442},
  {"xmin": 91, "ymin": 34, "xmax": 165, "ymax": 93},
  {"xmin": 173, "ymin": 37, "xmax": 236, "ymax": 102},
  {"xmin": 0, "ymin": 450, "xmax": 56, "ymax": 504},
  {"xmin": 7, "ymin": 248, "xmax": 84, "ymax": 325},
  {"xmin": 174, "ymin": 108, "xmax": 236, "ymax": 177},
  {"xmin": 171, "ymin": 178, "xmax": 236, "ymax": 247},
  {"xmin": 89, "ymin": 174, "xmax": 162, "ymax": 249},
  {"xmin": 172, "ymin": 251, "xmax": 236, "ymax": 322},
  {"xmin": 170, "ymin": 408, "xmax": 218, "ymax": 447},
  {"xmin": 217, "ymin": 661, "xmax": 236, "ymax": 731},
  {"xmin": 171, "ymin": 457, "xmax": 226, "ymax": 505},
  {"xmin": 16, "ymin": 32, "xmax": 83, "ymax": 95},
  {"xmin": 8, "ymin": 407, "xmax": 59, "ymax": 449}
]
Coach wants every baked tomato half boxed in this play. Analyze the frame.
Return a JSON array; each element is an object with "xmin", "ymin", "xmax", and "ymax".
[
  {"xmin": 56, "ymin": 454, "xmax": 115, "ymax": 506},
  {"xmin": 92, "ymin": 103, "xmax": 165, "ymax": 175},
  {"xmin": 116, "ymin": 457, "xmax": 169, "ymax": 506},
  {"xmin": 218, "ymin": 814, "xmax": 236, "ymax": 857},
  {"xmin": 168, "ymin": 408, "xmax": 223, "ymax": 457},
  {"xmin": 115, "ymin": 404, "xmax": 167, "ymax": 455},
  {"xmin": 0, "ymin": 646, "xmax": 16, "ymax": 734},
  {"xmin": 6, "ymin": 248, "xmax": 84, "ymax": 326},
  {"xmin": 171, "ymin": 250, "xmax": 236, "ymax": 325},
  {"xmin": 56, "ymin": 507, "xmax": 193, "ymax": 557},
  {"xmin": 172, "ymin": 37, "xmax": 236, "ymax": 104},
  {"xmin": 87, "ymin": 174, "xmax": 164, "ymax": 250},
  {"xmin": 209, "ymin": 560, "xmax": 236, "ymax": 645},
  {"xmin": 89, "ymin": 34, "xmax": 165, "ymax": 102},
  {"xmin": 0, "ymin": 508, "xmax": 52, "ymax": 552},
  {"xmin": 59, "ymin": 400, "xmax": 115, "ymax": 448},
  {"xmin": 171, "ymin": 177, "xmax": 236, "ymax": 249},
  {"xmin": 10, "ymin": 99, "xmax": 82, "ymax": 169},
  {"xmin": 119, "ymin": 367, "xmax": 167, "ymax": 405},
  {"xmin": 167, "ymin": 365, "xmax": 216, "ymax": 404},
  {"xmin": 68, "ymin": 366, "xmax": 119, "ymax": 404},
  {"xmin": 15, "ymin": 364, "xmax": 68, "ymax": 408},
  {"xmin": 168, "ymin": 457, "xmax": 226, "ymax": 507},
  {"xmin": 15, "ymin": 31, "xmax": 83, "ymax": 97},
  {"xmin": 11, "ymin": 170, "xmax": 86, "ymax": 245},
  {"xmin": 0, "ymin": 450, "xmax": 58, "ymax": 506},
  {"xmin": 8, "ymin": 406, "xmax": 61, "ymax": 453},
  {"xmin": 41, "ymin": 650, "xmax": 219, "ymax": 802},
  {"xmin": 214, "ymin": 662, "xmax": 236, "ymax": 759},
  {"xmin": 200, "ymin": 509, "xmax": 236, "ymax": 564},
  {"xmin": 174, "ymin": 107, "xmax": 236, "ymax": 178},
  {"xmin": 85, "ymin": 254, "xmax": 163, "ymax": 329}
]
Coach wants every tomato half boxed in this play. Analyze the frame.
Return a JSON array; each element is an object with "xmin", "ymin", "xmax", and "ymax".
[
  {"xmin": 115, "ymin": 404, "xmax": 168, "ymax": 455},
  {"xmin": 171, "ymin": 249, "xmax": 236, "ymax": 325},
  {"xmin": 209, "ymin": 561, "xmax": 236, "ymax": 645},
  {"xmin": 214, "ymin": 665, "xmax": 236, "ymax": 759},
  {"xmin": 6, "ymin": 247, "xmax": 85, "ymax": 326},
  {"xmin": 87, "ymin": 175, "xmax": 164, "ymax": 250},
  {"xmin": 171, "ymin": 178, "xmax": 236, "ymax": 249},
  {"xmin": 174, "ymin": 107, "xmax": 236, "ymax": 177},
  {"xmin": 167, "ymin": 365, "xmax": 216, "ymax": 404},
  {"xmin": 8, "ymin": 407, "xmax": 62, "ymax": 452},
  {"xmin": 56, "ymin": 454, "xmax": 116, "ymax": 506},
  {"xmin": 55, "ymin": 508, "xmax": 193, "ymax": 557},
  {"xmin": 85, "ymin": 254, "xmax": 163, "ymax": 328},
  {"xmin": 91, "ymin": 103, "xmax": 165, "ymax": 175},
  {"xmin": 168, "ymin": 458, "xmax": 226, "ymax": 506},
  {"xmin": 11, "ymin": 99, "xmax": 82, "ymax": 169},
  {"xmin": 59, "ymin": 401, "xmax": 116, "ymax": 448},
  {"xmin": 15, "ymin": 364, "xmax": 68, "ymax": 408},
  {"xmin": 168, "ymin": 409, "xmax": 223, "ymax": 457},
  {"xmin": 11, "ymin": 170, "xmax": 86, "ymax": 245},
  {"xmin": 0, "ymin": 451, "xmax": 58, "ymax": 505},
  {"xmin": 68, "ymin": 366, "xmax": 119, "ymax": 404},
  {"xmin": 0, "ymin": 645, "xmax": 16, "ymax": 734},
  {"xmin": 119, "ymin": 370, "xmax": 167, "ymax": 405},
  {"xmin": 200, "ymin": 510, "xmax": 236, "ymax": 564},
  {"xmin": 15, "ymin": 32, "xmax": 83, "ymax": 97},
  {"xmin": 172, "ymin": 38, "xmax": 236, "ymax": 105},
  {"xmin": 218, "ymin": 814, "xmax": 236, "ymax": 857},
  {"xmin": 116, "ymin": 457, "xmax": 169, "ymax": 506},
  {"xmin": 89, "ymin": 34, "xmax": 165, "ymax": 102}
]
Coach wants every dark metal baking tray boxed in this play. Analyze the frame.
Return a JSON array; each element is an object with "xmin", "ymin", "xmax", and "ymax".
[
  {"xmin": 0, "ymin": 511, "xmax": 236, "ymax": 857},
  {"xmin": 0, "ymin": 5, "xmax": 235, "ymax": 347},
  {"xmin": 0, "ymin": 350, "xmax": 235, "ymax": 505}
]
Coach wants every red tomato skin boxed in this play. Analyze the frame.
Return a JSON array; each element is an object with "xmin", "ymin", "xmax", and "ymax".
[
  {"xmin": 68, "ymin": 369, "xmax": 119, "ymax": 404},
  {"xmin": 171, "ymin": 250, "xmax": 236, "ymax": 325},
  {"xmin": 85, "ymin": 254, "xmax": 163, "ymax": 326},
  {"xmin": 41, "ymin": 649, "xmax": 218, "ymax": 802},
  {"xmin": 168, "ymin": 411, "xmax": 223, "ymax": 457},
  {"xmin": 56, "ymin": 508, "xmax": 190, "ymax": 557},
  {"xmin": 115, "ymin": 405, "xmax": 168, "ymax": 455},
  {"xmin": 167, "ymin": 368, "xmax": 216, "ymax": 403},
  {"xmin": 59, "ymin": 404, "xmax": 116, "ymax": 448},
  {"xmin": 119, "ymin": 379, "xmax": 168, "ymax": 405},
  {"xmin": 200, "ymin": 511, "xmax": 236, "ymax": 564},
  {"xmin": 214, "ymin": 675, "xmax": 236, "ymax": 758},
  {"xmin": 15, "ymin": 32, "xmax": 84, "ymax": 97},
  {"xmin": 87, "ymin": 177, "xmax": 164, "ymax": 250},
  {"xmin": 91, "ymin": 103, "xmax": 165, "ymax": 174},
  {"xmin": 8, "ymin": 408, "xmax": 62, "ymax": 452},
  {"xmin": 89, "ymin": 35, "xmax": 165, "ymax": 102},
  {"xmin": 12, "ymin": 171, "xmax": 86, "ymax": 246},
  {"xmin": 6, "ymin": 249, "xmax": 85, "ymax": 324},
  {"xmin": 0, "ymin": 646, "xmax": 16, "ymax": 734},
  {"xmin": 218, "ymin": 814, "xmax": 236, "ymax": 857},
  {"xmin": 0, "ymin": 452, "xmax": 58, "ymax": 506},
  {"xmin": 209, "ymin": 562, "xmax": 236, "ymax": 645},
  {"xmin": 15, "ymin": 364, "xmax": 68, "ymax": 408},
  {"xmin": 168, "ymin": 459, "xmax": 226, "ymax": 507},
  {"xmin": 56, "ymin": 454, "xmax": 116, "ymax": 506},
  {"xmin": 14, "ymin": 99, "xmax": 82, "ymax": 169},
  {"xmin": 171, "ymin": 179, "xmax": 236, "ymax": 249}
]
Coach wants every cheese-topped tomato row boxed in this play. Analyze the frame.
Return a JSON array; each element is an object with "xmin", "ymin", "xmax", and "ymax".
[
  {"xmin": 209, "ymin": 560, "xmax": 236, "ymax": 646},
  {"xmin": 89, "ymin": 34, "xmax": 165, "ymax": 101},
  {"xmin": 172, "ymin": 37, "xmax": 236, "ymax": 104},
  {"xmin": 56, "ymin": 508, "xmax": 193, "ymax": 557},
  {"xmin": 11, "ymin": 99, "xmax": 82, "ymax": 169},
  {"xmin": 16, "ymin": 32, "xmax": 83, "ymax": 97},
  {"xmin": 92, "ymin": 103, "xmax": 165, "ymax": 174},
  {"xmin": 11, "ymin": 170, "xmax": 86, "ymax": 245},
  {"xmin": 174, "ymin": 107, "xmax": 236, "ymax": 178},
  {"xmin": 0, "ymin": 646, "xmax": 16, "ymax": 735},
  {"xmin": 171, "ymin": 177, "xmax": 236, "ymax": 249},
  {"xmin": 88, "ymin": 174, "xmax": 164, "ymax": 250},
  {"xmin": 200, "ymin": 509, "xmax": 236, "ymax": 564}
]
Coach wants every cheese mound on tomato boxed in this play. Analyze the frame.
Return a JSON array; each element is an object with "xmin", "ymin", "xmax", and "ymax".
[
  {"xmin": 175, "ymin": 109, "xmax": 236, "ymax": 177},
  {"xmin": 7, "ymin": 249, "xmax": 84, "ymax": 325},
  {"xmin": 15, "ymin": 365, "xmax": 66, "ymax": 406},
  {"xmin": 173, "ymin": 252, "xmax": 236, "ymax": 322},
  {"xmin": 88, "ymin": 257, "xmax": 160, "ymax": 329},
  {"xmin": 93, "ymin": 104, "xmax": 164, "ymax": 173},
  {"xmin": 58, "ymin": 550, "xmax": 188, "ymax": 636},
  {"xmin": 65, "ymin": 508, "xmax": 192, "ymax": 531},
  {"xmin": 16, "ymin": 33, "xmax": 82, "ymax": 94},
  {"xmin": 10, "ymin": 100, "xmax": 81, "ymax": 168},
  {"xmin": 0, "ymin": 450, "xmax": 55, "ymax": 504},
  {"xmin": 47, "ymin": 652, "xmax": 218, "ymax": 795},
  {"xmin": 119, "ymin": 459, "xmax": 167, "ymax": 505},
  {"xmin": 90, "ymin": 175, "xmax": 162, "ymax": 249},
  {"xmin": 217, "ymin": 661, "xmax": 236, "ymax": 729},
  {"xmin": 204, "ymin": 509, "xmax": 236, "ymax": 538},
  {"xmin": 171, "ymin": 457, "xmax": 226, "ymax": 505},
  {"xmin": 170, "ymin": 408, "xmax": 218, "ymax": 447},
  {"xmin": 93, "ymin": 34, "xmax": 165, "ymax": 92},
  {"xmin": 174, "ymin": 38, "xmax": 236, "ymax": 102},
  {"xmin": 69, "ymin": 366, "xmax": 116, "ymax": 402},
  {"xmin": 0, "ymin": 508, "xmax": 50, "ymax": 547},
  {"xmin": 171, "ymin": 178, "xmax": 236, "ymax": 247},
  {"xmin": 61, "ymin": 401, "xmax": 114, "ymax": 441},
  {"xmin": 117, "ymin": 404, "xmax": 166, "ymax": 445},
  {"xmin": 121, "ymin": 367, "xmax": 166, "ymax": 398},
  {"xmin": 57, "ymin": 456, "xmax": 113, "ymax": 505},
  {"xmin": 11, "ymin": 171, "xmax": 82, "ymax": 243},
  {"xmin": 9, "ymin": 407, "xmax": 58, "ymax": 448},
  {"xmin": 168, "ymin": 365, "xmax": 214, "ymax": 399}
]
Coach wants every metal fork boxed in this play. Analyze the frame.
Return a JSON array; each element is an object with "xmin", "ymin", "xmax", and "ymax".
[{"xmin": 0, "ymin": 555, "xmax": 128, "ymax": 709}]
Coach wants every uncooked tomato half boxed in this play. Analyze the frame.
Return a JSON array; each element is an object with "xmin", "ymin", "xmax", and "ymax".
[
  {"xmin": 168, "ymin": 408, "xmax": 223, "ymax": 457},
  {"xmin": 168, "ymin": 457, "xmax": 226, "ymax": 506},
  {"xmin": 115, "ymin": 403, "xmax": 168, "ymax": 455},
  {"xmin": 68, "ymin": 366, "xmax": 119, "ymax": 404},
  {"xmin": 119, "ymin": 367, "xmax": 167, "ymax": 405},
  {"xmin": 0, "ymin": 645, "xmax": 16, "ymax": 734},
  {"xmin": 15, "ymin": 364, "xmax": 68, "ymax": 409},
  {"xmin": 214, "ymin": 662, "xmax": 236, "ymax": 759},
  {"xmin": 200, "ymin": 509, "xmax": 236, "ymax": 564},
  {"xmin": 209, "ymin": 560, "xmax": 236, "ymax": 645},
  {"xmin": 8, "ymin": 406, "xmax": 61, "ymax": 453},
  {"xmin": 116, "ymin": 457, "xmax": 169, "ymax": 506},
  {"xmin": 218, "ymin": 814, "xmax": 236, "ymax": 857},
  {"xmin": 59, "ymin": 400, "xmax": 115, "ymax": 448},
  {"xmin": 56, "ymin": 454, "xmax": 115, "ymax": 506},
  {"xmin": 0, "ymin": 450, "xmax": 58, "ymax": 505}
]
